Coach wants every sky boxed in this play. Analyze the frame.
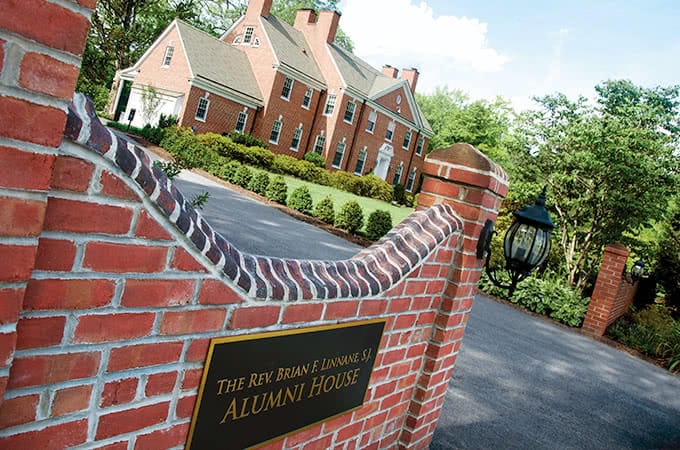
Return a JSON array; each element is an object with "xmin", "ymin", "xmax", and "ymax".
[{"xmin": 337, "ymin": 0, "xmax": 680, "ymax": 110}]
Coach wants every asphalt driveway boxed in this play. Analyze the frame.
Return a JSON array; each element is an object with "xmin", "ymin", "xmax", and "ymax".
[{"xmin": 158, "ymin": 157, "xmax": 680, "ymax": 449}]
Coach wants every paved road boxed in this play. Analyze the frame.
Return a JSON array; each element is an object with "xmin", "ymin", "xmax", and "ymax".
[
  {"xmin": 431, "ymin": 296, "xmax": 680, "ymax": 449},
  {"xmin": 160, "ymin": 153, "xmax": 680, "ymax": 449},
  {"xmin": 173, "ymin": 172, "xmax": 360, "ymax": 260}
]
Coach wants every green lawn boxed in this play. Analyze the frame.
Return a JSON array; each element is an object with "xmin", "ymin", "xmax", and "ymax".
[{"xmin": 270, "ymin": 172, "xmax": 414, "ymax": 232}]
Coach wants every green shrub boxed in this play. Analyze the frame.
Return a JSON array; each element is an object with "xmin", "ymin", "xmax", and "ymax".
[
  {"xmin": 229, "ymin": 131, "xmax": 269, "ymax": 149},
  {"xmin": 266, "ymin": 175, "xmax": 288, "ymax": 205},
  {"xmin": 479, "ymin": 271, "xmax": 589, "ymax": 327},
  {"xmin": 607, "ymin": 305, "xmax": 680, "ymax": 373},
  {"xmin": 362, "ymin": 174, "xmax": 392, "ymax": 202},
  {"xmin": 248, "ymin": 171, "xmax": 270, "ymax": 196},
  {"xmin": 288, "ymin": 186, "xmax": 313, "ymax": 215},
  {"xmin": 393, "ymin": 183, "xmax": 406, "ymax": 205},
  {"xmin": 365, "ymin": 210, "xmax": 392, "ymax": 241},
  {"xmin": 223, "ymin": 160, "xmax": 242, "ymax": 183},
  {"xmin": 153, "ymin": 160, "xmax": 183, "ymax": 180},
  {"xmin": 313, "ymin": 196, "xmax": 335, "ymax": 224},
  {"xmin": 335, "ymin": 201, "xmax": 364, "ymax": 233},
  {"xmin": 161, "ymin": 127, "xmax": 217, "ymax": 169},
  {"xmin": 304, "ymin": 152, "xmax": 326, "ymax": 168},
  {"xmin": 233, "ymin": 165, "xmax": 253, "ymax": 188},
  {"xmin": 198, "ymin": 133, "xmax": 274, "ymax": 169},
  {"xmin": 331, "ymin": 170, "xmax": 361, "ymax": 194}
]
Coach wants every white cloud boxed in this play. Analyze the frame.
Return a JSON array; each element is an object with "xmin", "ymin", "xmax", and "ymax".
[{"xmin": 338, "ymin": 0, "xmax": 509, "ymax": 93}]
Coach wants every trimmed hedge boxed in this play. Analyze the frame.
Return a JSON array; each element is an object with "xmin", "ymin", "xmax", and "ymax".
[
  {"xmin": 335, "ymin": 201, "xmax": 364, "ymax": 233},
  {"xmin": 313, "ymin": 196, "xmax": 335, "ymax": 224},
  {"xmin": 165, "ymin": 129, "xmax": 394, "ymax": 202},
  {"xmin": 288, "ymin": 186, "xmax": 313, "ymax": 215},
  {"xmin": 366, "ymin": 210, "xmax": 392, "ymax": 241}
]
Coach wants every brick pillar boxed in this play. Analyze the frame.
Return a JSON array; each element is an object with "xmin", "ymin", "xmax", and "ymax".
[
  {"xmin": 399, "ymin": 143, "xmax": 508, "ymax": 448},
  {"xmin": 582, "ymin": 243, "xmax": 630, "ymax": 337},
  {"xmin": 0, "ymin": 0, "xmax": 94, "ymax": 405}
]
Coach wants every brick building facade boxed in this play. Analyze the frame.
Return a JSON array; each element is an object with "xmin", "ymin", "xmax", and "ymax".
[{"xmin": 113, "ymin": 0, "xmax": 433, "ymax": 191}]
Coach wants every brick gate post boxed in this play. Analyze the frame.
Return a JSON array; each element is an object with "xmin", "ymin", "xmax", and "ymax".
[
  {"xmin": 0, "ymin": 0, "xmax": 95, "ymax": 405},
  {"xmin": 399, "ymin": 143, "xmax": 508, "ymax": 448}
]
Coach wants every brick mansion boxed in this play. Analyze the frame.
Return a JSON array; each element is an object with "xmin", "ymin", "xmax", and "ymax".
[{"xmin": 112, "ymin": 0, "xmax": 433, "ymax": 191}]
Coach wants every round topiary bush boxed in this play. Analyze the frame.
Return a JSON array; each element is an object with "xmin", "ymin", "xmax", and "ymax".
[
  {"xmin": 335, "ymin": 201, "xmax": 364, "ymax": 233},
  {"xmin": 393, "ymin": 183, "xmax": 406, "ymax": 205},
  {"xmin": 233, "ymin": 165, "xmax": 253, "ymax": 188},
  {"xmin": 313, "ymin": 195, "xmax": 335, "ymax": 224},
  {"xmin": 266, "ymin": 175, "xmax": 288, "ymax": 205},
  {"xmin": 288, "ymin": 185, "xmax": 313, "ymax": 215},
  {"xmin": 248, "ymin": 171, "xmax": 270, "ymax": 196},
  {"xmin": 365, "ymin": 210, "xmax": 392, "ymax": 241}
]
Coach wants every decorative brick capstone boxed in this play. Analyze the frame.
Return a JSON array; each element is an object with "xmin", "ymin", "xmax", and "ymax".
[{"xmin": 65, "ymin": 94, "xmax": 463, "ymax": 302}]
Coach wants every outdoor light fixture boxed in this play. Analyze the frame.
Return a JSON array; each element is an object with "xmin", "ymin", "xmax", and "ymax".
[
  {"xmin": 477, "ymin": 186, "xmax": 556, "ymax": 296},
  {"xmin": 630, "ymin": 260, "xmax": 645, "ymax": 281}
]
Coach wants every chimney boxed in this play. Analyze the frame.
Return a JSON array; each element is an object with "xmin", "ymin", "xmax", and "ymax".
[
  {"xmin": 294, "ymin": 9, "xmax": 316, "ymax": 29},
  {"xmin": 317, "ymin": 10, "xmax": 341, "ymax": 44},
  {"xmin": 401, "ymin": 67, "xmax": 420, "ymax": 93},
  {"xmin": 245, "ymin": 0, "xmax": 273, "ymax": 19},
  {"xmin": 382, "ymin": 65, "xmax": 399, "ymax": 79}
]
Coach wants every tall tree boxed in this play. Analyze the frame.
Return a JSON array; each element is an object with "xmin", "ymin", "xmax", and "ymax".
[{"xmin": 510, "ymin": 81, "xmax": 679, "ymax": 289}]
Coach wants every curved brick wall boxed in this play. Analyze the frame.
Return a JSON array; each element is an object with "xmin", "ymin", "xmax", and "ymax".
[{"xmin": 65, "ymin": 93, "xmax": 463, "ymax": 302}]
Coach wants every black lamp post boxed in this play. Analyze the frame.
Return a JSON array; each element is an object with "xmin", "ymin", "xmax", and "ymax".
[{"xmin": 477, "ymin": 186, "xmax": 556, "ymax": 296}]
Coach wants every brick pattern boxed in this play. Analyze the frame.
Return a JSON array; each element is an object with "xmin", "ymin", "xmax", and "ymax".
[
  {"xmin": 1, "ymin": 96, "xmax": 508, "ymax": 448},
  {"xmin": 582, "ymin": 244, "xmax": 638, "ymax": 337},
  {"xmin": 0, "ymin": 0, "xmax": 93, "ymax": 408}
]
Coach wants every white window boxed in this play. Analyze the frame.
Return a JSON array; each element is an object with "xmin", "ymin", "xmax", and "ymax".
[
  {"xmin": 343, "ymin": 101, "xmax": 356, "ymax": 124},
  {"xmin": 416, "ymin": 136, "xmax": 424, "ymax": 156},
  {"xmin": 323, "ymin": 94, "xmax": 336, "ymax": 116},
  {"xmin": 269, "ymin": 119, "xmax": 282, "ymax": 144},
  {"xmin": 385, "ymin": 121, "xmax": 395, "ymax": 142},
  {"xmin": 366, "ymin": 111, "xmax": 377, "ymax": 133},
  {"xmin": 406, "ymin": 168, "xmax": 417, "ymax": 192},
  {"xmin": 162, "ymin": 46, "xmax": 174, "ymax": 67},
  {"xmin": 332, "ymin": 139, "xmax": 346, "ymax": 168},
  {"xmin": 243, "ymin": 26, "xmax": 254, "ymax": 44},
  {"xmin": 281, "ymin": 77, "xmax": 293, "ymax": 100},
  {"xmin": 302, "ymin": 88, "xmax": 313, "ymax": 109},
  {"xmin": 403, "ymin": 130, "xmax": 412, "ymax": 149},
  {"xmin": 313, "ymin": 134, "xmax": 325, "ymax": 154},
  {"xmin": 290, "ymin": 124, "xmax": 302, "ymax": 151},
  {"xmin": 354, "ymin": 147, "xmax": 367, "ymax": 175},
  {"xmin": 393, "ymin": 162, "xmax": 403, "ymax": 186},
  {"xmin": 235, "ymin": 111, "xmax": 248, "ymax": 133},
  {"xmin": 195, "ymin": 97, "xmax": 210, "ymax": 121}
]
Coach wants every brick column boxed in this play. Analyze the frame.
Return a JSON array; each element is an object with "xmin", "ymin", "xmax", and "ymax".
[
  {"xmin": 399, "ymin": 143, "xmax": 508, "ymax": 448},
  {"xmin": 582, "ymin": 243, "xmax": 630, "ymax": 337},
  {"xmin": 0, "ymin": 0, "xmax": 94, "ymax": 405}
]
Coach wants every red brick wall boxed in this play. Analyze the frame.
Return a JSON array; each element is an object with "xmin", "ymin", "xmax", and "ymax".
[
  {"xmin": 0, "ymin": 2, "xmax": 509, "ymax": 448},
  {"xmin": 0, "ymin": 0, "xmax": 93, "ymax": 407},
  {"xmin": 182, "ymin": 87, "xmax": 254, "ymax": 135},
  {"xmin": 582, "ymin": 244, "xmax": 639, "ymax": 337}
]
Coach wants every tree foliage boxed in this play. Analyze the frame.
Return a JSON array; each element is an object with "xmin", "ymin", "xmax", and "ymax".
[
  {"xmin": 415, "ymin": 87, "xmax": 513, "ymax": 161},
  {"xmin": 510, "ymin": 80, "xmax": 679, "ymax": 289}
]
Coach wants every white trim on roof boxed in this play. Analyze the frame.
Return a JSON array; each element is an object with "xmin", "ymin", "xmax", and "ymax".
[
  {"xmin": 371, "ymin": 80, "xmax": 431, "ymax": 134},
  {"xmin": 220, "ymin": 16, "xmax": 245, "ymax": 41},
  {"xmin": 191, "ymin": 77, "xmax": 263, "ymax": 110},
  {"xmin": 276, "ymin": 64, "xmax": 326, "ymax": 92}
]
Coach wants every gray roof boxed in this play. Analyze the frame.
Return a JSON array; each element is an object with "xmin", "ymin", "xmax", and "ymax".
[
  {"xmin": 176, "ymin": 20, "xmax": 263, "ymax": 105},
  {"xmin": 260, "ymin": 15, "xmax": 325, "ymax": 86},
  {"xmin": 328, "ymin": 44, "xmax": 432, "ymax": 133}
]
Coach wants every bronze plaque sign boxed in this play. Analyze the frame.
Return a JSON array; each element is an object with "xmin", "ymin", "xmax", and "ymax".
[{"xmin": 186, "ymin": 319, "xmax": 386, "ymax": 450}]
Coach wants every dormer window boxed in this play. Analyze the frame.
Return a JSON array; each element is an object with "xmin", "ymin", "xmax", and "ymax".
[
  {"xmin": 162, "ymin": 45, "xmax": 174, "ymax": 67},
  {"xmin": 281, "ymin": 77, "xmax": 294, "ymax": 101},
  {"xmin": 385, "ymin": 121, "xmax": 395, "ymax": 142},
  {"xmin": 243, "ymin": 26, "xmax": 254, "ymax": 44}
]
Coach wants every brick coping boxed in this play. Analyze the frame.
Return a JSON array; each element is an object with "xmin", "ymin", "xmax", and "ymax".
[{"xmin": 64, "ymin": 94, "xmax": 463, "ymax": 301}]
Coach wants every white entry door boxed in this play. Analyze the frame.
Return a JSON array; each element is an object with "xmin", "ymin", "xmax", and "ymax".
[{"xmin": 374, "ymin": 144, "xmax": 394, "ymax": 180}]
